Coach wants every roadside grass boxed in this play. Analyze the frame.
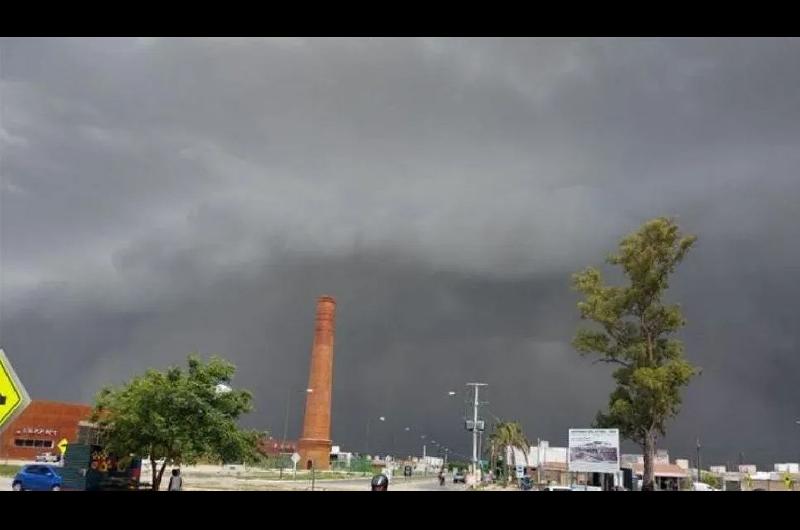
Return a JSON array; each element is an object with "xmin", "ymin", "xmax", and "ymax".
[
  {"xmin": 0, "ymin": 464, "xmax": 21, "ymax": 477},
  {"xmin": 183, "ymin": 469, "xmax": 363, "ymax": 481}
]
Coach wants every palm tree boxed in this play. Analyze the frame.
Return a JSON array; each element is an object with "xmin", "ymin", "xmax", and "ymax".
[{"xmin": 487, "ymin": 420, "xmax": 530, "ymax": 485}]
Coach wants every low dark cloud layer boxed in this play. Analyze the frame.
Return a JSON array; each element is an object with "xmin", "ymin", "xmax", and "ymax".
[{"xmin": 2, "ymin": 38, "xmax": 799, "ymax": 465}]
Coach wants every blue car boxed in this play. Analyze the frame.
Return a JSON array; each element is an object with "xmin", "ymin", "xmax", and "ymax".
[{"xmin": 12, "ymin": 464, "xmax": 63, "ymax": 491}]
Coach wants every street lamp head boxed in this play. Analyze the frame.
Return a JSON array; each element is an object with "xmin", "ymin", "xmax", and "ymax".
[
  {"xmin": 404, "ymin": 427, "xmax": 410, "ymax": 431},
  {"xmin": 379, "ymin": 416, "xmax": 386, "ymax": 422},
  {"xmin": 448, "ymin": 391, "xmax": 456, "ymax": 396}
]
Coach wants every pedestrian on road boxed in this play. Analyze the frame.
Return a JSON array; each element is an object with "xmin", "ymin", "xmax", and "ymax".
[{"xmin": 168, "ymin": 468, "xmax": 183, "ymax": 491}]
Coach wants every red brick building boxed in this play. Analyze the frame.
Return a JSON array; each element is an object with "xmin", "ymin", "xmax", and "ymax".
[
  {"xmin": 257, "ymin": 437, "xmax": 296, "ymax": 457},
  {"xmin": 0, "ymin": 400, "xmax": 92, "ymax": 460}
]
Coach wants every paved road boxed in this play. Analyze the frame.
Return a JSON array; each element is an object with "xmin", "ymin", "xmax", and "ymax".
[
  {"xmin": 313, "ymin": 475, "xmax": 466, "ymax": 491},
  {"xmin": 1, "ymin": 473, "xmax": 468, "ymax": 492},
  {"xmin": 390, "ymin": 476, "xmax": 465, "ymax": 491}
]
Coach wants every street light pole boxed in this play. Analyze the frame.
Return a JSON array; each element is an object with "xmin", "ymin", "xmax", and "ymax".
[
  {"xmin": 696, "ymin": 438, "xmax": 702, "ymax": 484},
  {"xmin": 282, "ymin": 388, "xmax": 290, "ymax": 446},
  {"xmin": 795, "ymin": 420, "xmax": 800, "ymax": 463},
  {"xmin": 473, "ymin": 387, "xmax": 478, "ymax": 471},
  {"xmin": 365, "ymin": 418, "xmax": 370, "ymax": 455},
  {"xmin": 379, "ymin": 416, "xmax": 387, "ymax": 457},
  {"xmin": 283, "ymin": 388, "xmax": 313, "ymax": 447}
]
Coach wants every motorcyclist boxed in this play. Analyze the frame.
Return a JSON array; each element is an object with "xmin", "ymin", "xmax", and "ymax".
[{"xmin": 371, "ymin": 474, "xmax": 389, "ymax": 491}]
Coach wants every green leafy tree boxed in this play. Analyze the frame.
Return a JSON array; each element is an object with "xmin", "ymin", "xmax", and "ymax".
[
  {"xmin": 92, "ymin": 355, "xmax": 261, "ymax": 490},
  {"xmin": 700, "ymin": 471, "xmax": 722, "ymax": 489},
  {"xmin": 487, "ymin": 421, "xmax": 530, "ymax": 485},
  {"xmin": 572, "ymin": 217, "xmax": 699, "ymax": 491}
]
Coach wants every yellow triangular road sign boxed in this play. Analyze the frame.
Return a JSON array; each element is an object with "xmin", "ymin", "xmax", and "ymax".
[
  {"xmin": 58, "ymin": 438, "xmax": 69, "ymax": 456},
  {"xmin": 0, "ymin": 349, "xmax": 32, "ymax": 433}
]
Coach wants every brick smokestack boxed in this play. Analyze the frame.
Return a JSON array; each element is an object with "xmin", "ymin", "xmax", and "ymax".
[{"xmin": 297, "ymin": 295, "xmax": 336, "ymax": 470}]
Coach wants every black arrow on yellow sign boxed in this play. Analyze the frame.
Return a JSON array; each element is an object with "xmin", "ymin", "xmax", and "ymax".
[{"xmin": 0, "ymin": 394, "xmax": 6, "ymax": 405}]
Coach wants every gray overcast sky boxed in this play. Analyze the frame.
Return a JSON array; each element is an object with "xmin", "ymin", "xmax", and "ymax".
[{"xmin": 2, "ymin": 37, "xmax": 799, "ymax": 466}]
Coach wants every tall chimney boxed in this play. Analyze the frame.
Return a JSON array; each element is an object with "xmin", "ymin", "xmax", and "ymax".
[{"xmin": 297, "ymin": 295, "xmax": 336, "ymax": 470}]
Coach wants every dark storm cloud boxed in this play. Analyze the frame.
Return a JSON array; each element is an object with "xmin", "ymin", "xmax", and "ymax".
[{"xmin": 2, "ymin": 37, "xmax": 799, "ymax": 465}]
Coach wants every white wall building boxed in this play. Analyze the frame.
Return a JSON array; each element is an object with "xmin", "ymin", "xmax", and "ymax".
[
  {"xmin": 504, "ymin": 440, "xmax": 568, "ymax": 467},
  {"xmin": 774, "ymin": 463, "xmax": 799, "ymax": 473}
]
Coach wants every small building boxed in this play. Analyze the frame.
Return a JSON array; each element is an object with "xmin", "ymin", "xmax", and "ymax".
[
  {"xmin": 0, "ymin": 400, "xmax": 93, "ymax": 460},
  {"xmin": 623, "ymin": 461, "xmax": 690, "ymax": 490},
  {"xmin": 330, "ymin": 445, "xmax": 353, "ymax": 467},
  {"xmin": 506, "ymin": 442, "xmax": 595, "ymax": 486},
  {"xmin": 774, "ymin": 463, "xmax": 799, "ymax": 474},
  {"xmin": 414, "ymin": 455, "xmax": 443, "ymax": 472},
  {"xmin": 620, "ymin": 452, "xmax": 691, "ymax": 490},
  {"xmin": 257, "ymin": 437, "xmax": 296, "ymax": 457}
]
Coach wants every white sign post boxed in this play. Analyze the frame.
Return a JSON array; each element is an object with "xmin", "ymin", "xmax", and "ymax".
[{"xmin": 568, "ymin": 429, "xmax": 620, "ymax": 475}]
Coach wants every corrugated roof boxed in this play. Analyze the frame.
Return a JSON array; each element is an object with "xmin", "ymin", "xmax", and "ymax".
[{"xmin": 628, "ymin": 463, "xmax": 690, "ymax": 478}]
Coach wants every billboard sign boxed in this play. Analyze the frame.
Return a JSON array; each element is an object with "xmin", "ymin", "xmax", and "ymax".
[{"xmin": 568, "ymin": 429, "xmax": 620, "ymax": 473}]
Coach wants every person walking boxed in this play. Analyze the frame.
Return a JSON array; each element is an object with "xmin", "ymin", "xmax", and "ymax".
[{"xmin": 168, "ymin": 468, "xmax": 183, "ymax": 491}]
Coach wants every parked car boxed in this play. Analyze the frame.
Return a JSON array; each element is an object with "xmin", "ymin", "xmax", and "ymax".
[
  {"xmin": 693, "ymin": 482, "xmax": 720, "ymax": 491},
  {"xmin": 570, "ymin": 484, "xmax": 603, "ymax": 491},
  {"xmin": 541, "ymin": 485, "xmax": 572, "ymax": 491},
  {"xmin": 35, "ymin": 452, "xmax": 60, "ymax": 463},
  {"xmin": 453, "ymin": 470, "xmax": 466, "ymax": 483},
  {"xmin": 12, "ymin": 464, "xmax": 63, "ymax": 491}
]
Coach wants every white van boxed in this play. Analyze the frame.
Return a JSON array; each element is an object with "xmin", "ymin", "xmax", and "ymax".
[{"xmin": 570, "ymin": 484, "xmax": 602, "ymax": 491}]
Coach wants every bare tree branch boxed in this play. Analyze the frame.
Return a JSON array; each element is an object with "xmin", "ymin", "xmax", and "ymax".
[{"xmin": 592, "ymin": 358, "xmax": 632, "ymax": 369}]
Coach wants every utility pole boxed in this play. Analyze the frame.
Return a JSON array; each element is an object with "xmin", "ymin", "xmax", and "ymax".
[
  {"xmin": 466, "ymin": 382, "xmax": 488, "ymax": 478},
  {"xmin": 478, "ymin": 430, "xmax": 483, "ymax": 469}
]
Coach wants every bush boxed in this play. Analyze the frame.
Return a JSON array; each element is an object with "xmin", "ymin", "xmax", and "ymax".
[{"xmin": 700, "ymin": 471, "xmax": 722, "ymax": 489}]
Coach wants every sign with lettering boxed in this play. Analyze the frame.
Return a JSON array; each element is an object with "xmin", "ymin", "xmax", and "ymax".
[
  {"xmin": 16, "ymin": 427, "xmax": 58, "ymax": 436},
  {"xmin": 568, "ymin": 428, "xmax": 620, "ymax": 473}
]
